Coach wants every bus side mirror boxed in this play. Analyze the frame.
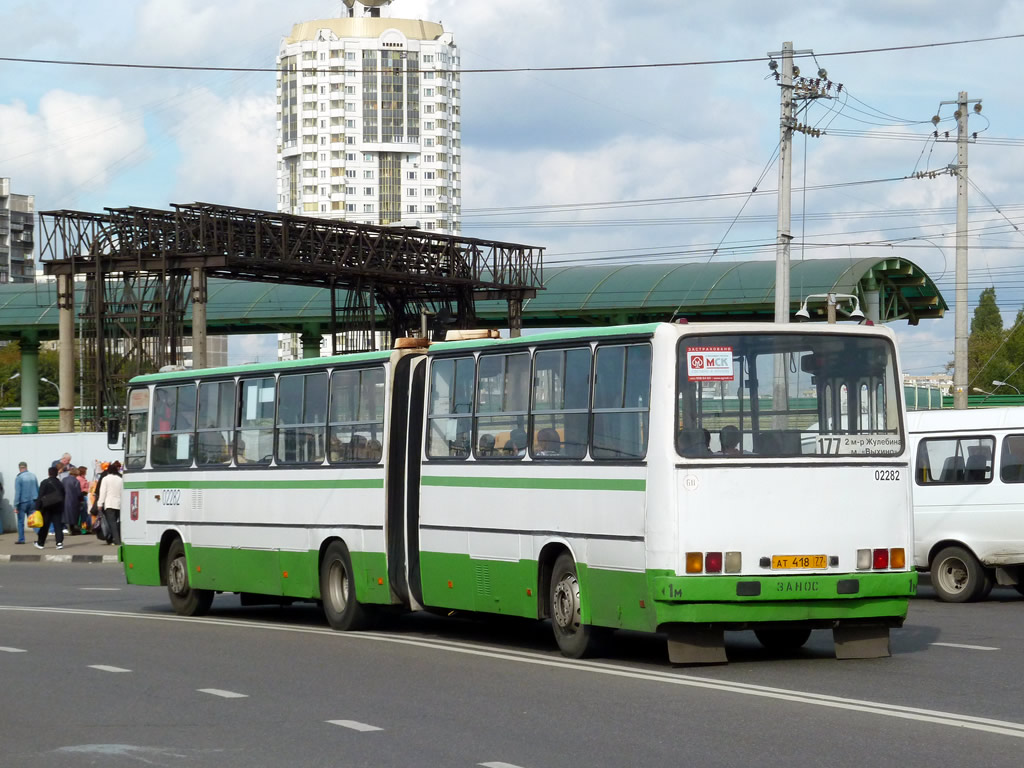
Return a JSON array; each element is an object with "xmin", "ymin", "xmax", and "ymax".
[{"xmin": 107, "ymin": 418, "xmax": 122, "ymax": 448}]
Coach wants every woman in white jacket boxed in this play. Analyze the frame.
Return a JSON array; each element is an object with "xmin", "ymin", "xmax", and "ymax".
[{"xmin": 97, "ymin": 461, "xmax": 124, "ymax": 546}]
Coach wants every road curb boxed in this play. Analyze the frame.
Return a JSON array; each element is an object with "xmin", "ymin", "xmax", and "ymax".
[{"xmin": 0, "ymin": 554, "xmax": 119, "ymax": 564}]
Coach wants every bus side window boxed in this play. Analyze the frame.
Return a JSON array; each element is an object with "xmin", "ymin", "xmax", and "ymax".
[
  {"xmin": 329, "ymin": 366, "xmax": 386, "ymax": 463},
  {"xmin": 277, "ymin": 372, "xmax": 327, "ymax": 465},
  {"xmin": 475, "ymin": 352, "xmax": 530, "ymax": 460},
  {"xmin": 238, "ymin": 377, "xmax": 275, "ymax": 465},
  {"xmin": 427, "ymin": 357, "xmax": 475, "ymax": 459},
  {"xmin": 126, "ymin": 387, "xmax": 150, "ymax": 470},
  {"xmin": 531, "ymin": 347, "xmax": 590, "ymax": 460},
  {"xmin": 592, "ymin": 343, "xmax": 651, "ymax": 460},
  {"xmin": 196, "ymin": 380, "xmax": 234, "ymax": 466},
  {"xmin": 151, "ymin": 383, "xmax": 196, "ymax": 467}
]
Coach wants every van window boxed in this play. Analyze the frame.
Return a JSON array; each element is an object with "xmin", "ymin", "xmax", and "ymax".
[
  {"xmin": 916, "ymin": 436, "xmax": 994, "ymax": 485},
  {"xmin": 999, "ymin": 433, "xmax": 1024, "ymax": 483}
]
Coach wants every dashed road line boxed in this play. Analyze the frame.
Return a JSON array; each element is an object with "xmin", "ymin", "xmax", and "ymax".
[
  {"xmin": 89, "ymin": 664, "xmax": 131, "ymax": 673},
  {"xmin": 327, "ymin": 720, "xmax": 383, "ymax": 732},
  {"xmin": 198, "ymin": 688, "xmax": 248, "ymax": 699},
  {"xmin": 931, "ymin": 642, "xmax": 1000, "ymax": 651},
  {"xmin": 79, "ymin": 587, "xmax": 122, "ymax": 591},
  {"xmin": 480, "ymin": 763, "xmax": 527, "ymax": 768},
  {"xmin": 0, "ymin": 647, "xmax": 27, "ymax": 653},
  {"xmin": 5, "ymin": 605, "xmax": 1024, "ymax": 740}
]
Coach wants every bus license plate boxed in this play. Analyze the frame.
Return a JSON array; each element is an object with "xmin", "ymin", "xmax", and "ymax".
[{"xmin": 772, "ymin": 555, "xmax": 826, "ymax": 570}]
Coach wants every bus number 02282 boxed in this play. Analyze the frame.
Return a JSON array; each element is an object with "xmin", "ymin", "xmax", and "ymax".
[{"xmin": 874, "ymin": 469, "xmax": 900, "ymax": 481}]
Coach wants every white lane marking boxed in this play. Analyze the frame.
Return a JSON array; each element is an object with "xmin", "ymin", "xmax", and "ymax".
[
  {"xmin": 480, "ymin": 763, "xmax": 527, "ymax": 768},
  {"xmin": 198, "ymin": 688, "xmax": 248, "ymax": 699},
  {"xmin": 89, "ymin": 664, "xmax": 131, "ymax": 673},
  {"xmin": 80, "ymin": 587, "xmax": 122, "ymax": 591},
  {"xmin": 931, "ymin": 642, "xmax": 999, "ymax": 651},
  {"xmin": 4, "ymin": 605, "xmax": 1024, "ymax": 739},
  {"xmin": 327, "ymin": 720, "xmax": 383, "ymax": 732},
  {"xmin": 0, "ymin": 647, "xmax": 27, "ymax": 653}
]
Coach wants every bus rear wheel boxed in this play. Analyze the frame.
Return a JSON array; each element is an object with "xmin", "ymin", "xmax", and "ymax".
[
  {"xmin": 550, "ymin": 553, "xmax": 598, "ymax": 658},
  {"xmin": 165, "ymin": 539, "xmax": 214, "ymax": 616},
  {"xmin": 320, "ymin": 541, "xmax": 370, "ymax": 631},
  {"xmin": 754, "ymin": 627, "xmax": 812, "ymax": 651},
  {"xmin": 932, "ymin": 546, "xmax": 990, "ymax": 603}
]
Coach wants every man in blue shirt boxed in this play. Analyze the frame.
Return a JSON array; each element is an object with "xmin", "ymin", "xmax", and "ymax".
[{"xmin": 12, "ymin": 461, "xmax": 39, "ymax": 545}]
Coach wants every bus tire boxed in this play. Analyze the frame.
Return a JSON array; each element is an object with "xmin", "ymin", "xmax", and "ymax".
[
  {"xmin": 320, "ymin": 541, "xmax": 370, "ymax": 631},
  {"xmin": 754, "ymin": 627, "xmax": 812, "ymax": 651},
  {"xmin": 550, "ymin": 553, "xmax": 597, "ymax": 658},
  {"xmin": 931, "ymin": 546, "xmax": 990, "ymax": 603},
  {"xmin": 165, "ymin": 538, "xmax": 214, "ymax": 616}
]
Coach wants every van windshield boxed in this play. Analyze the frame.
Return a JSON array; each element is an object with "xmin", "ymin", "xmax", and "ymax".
[{"xmin": 676, "ymin": 333, "xmax": 903, "ymax": 458}]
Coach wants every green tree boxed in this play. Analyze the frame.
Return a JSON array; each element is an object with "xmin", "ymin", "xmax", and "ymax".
[
  {"xmin": 0, "ymin": 342, "xmax": 62, "ymax": 408},
  {"xmin": 965, "ymin": 288, "xmax": 1024, "ymax": 394}
]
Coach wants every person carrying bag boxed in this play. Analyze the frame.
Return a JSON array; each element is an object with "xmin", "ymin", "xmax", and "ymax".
[{"xmin": 35, "ymin": 466, "xmax": 66, "ymax": 550}]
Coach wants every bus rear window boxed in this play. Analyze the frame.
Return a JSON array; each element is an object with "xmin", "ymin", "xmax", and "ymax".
[{"xmin": 677, "ymin": 333, "xmax": 902, "ymax": 458}]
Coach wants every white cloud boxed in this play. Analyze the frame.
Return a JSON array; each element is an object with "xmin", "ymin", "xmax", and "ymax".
[
  {"xmin": 0, "ymin": 90, "xmax": 147, "ymax": 205},
  {"xmin": 170, "ymin": 89, "xmax": 278, "ymax": 209}
]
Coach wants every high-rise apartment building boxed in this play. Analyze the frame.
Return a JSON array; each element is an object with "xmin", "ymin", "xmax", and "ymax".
[
  {"xmin": 276, "ymin": 0, "xmax": 462, "ymax": 234},
  {"xmin": 0, "ymin": 177, "xmax": 35, "ymax": 283}
]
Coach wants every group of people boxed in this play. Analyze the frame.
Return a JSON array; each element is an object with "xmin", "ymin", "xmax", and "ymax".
[{"xmin": 10, "ymin": 455, "xmax": 124, "ymax": 550}]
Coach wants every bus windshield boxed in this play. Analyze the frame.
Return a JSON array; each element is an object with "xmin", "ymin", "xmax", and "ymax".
[{"xmin": 677, "ymin": 332, "xmax": 902, "ymax": 458}]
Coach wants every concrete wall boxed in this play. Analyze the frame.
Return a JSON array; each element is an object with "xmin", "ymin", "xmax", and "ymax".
[{"xmin": 0, "ymin": 433, "xmax": 123, "ymax": 532}]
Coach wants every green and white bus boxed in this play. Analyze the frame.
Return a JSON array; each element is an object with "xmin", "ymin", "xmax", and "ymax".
[{"xmin": 118, "ymin": 321, "xmax": 916, "ymax": 663}]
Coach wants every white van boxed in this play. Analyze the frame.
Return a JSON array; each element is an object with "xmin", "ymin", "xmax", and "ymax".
[{"xmin": 906, "ymin": 407, "xmax": 1024, "ymax": 602}]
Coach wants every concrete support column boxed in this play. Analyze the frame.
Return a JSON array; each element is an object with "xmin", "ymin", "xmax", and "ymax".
[
  {"xmin": 57, "ymin": 272, "xmax": 75, "ymax": 433},
  {"xmin": 19, "ymin": 330, "xmax": 39, "ymax": 434},
  {"xmin": 508, "ymin": 296, "xmax": 523, "ymax": 339},
  {"xmin": 301, "ymin": 325, "xmax": 322, "ymax": 359},
  {"xmin": 191, "ymin": 267, "xmax": 208, "ymax": 370},
  {"xmin": 864, "ymin": 289, "xmax": 881, "ymax": 324}
]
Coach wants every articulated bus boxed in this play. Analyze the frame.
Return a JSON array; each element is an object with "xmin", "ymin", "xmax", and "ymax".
[{"xmin": 118, "ymin": 322, "xmax": 915, "ymax": 663}]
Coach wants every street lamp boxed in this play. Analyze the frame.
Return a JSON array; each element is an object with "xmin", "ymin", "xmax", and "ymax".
[
  {"xmin": 39, "ymin": 377, "xmax": 60, "ymax": 398},
  {"xmin": 0, "ymin": 372, "xmax": 19, "ymax": 405},
  {"xmin": 992, "ymin": 380, "xmax": 1021, "ymax": 395},
  {"xmin": 973, "ymin": 387, "xmax": 994, "ymax": 398},
  {"xmin": 794, "ymin": 293, "xmax": 866, "ymax": 324}
]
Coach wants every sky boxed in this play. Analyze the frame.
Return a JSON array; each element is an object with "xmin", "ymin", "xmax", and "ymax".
[{"xmin": 3, "ymin": 0, "xmax": 1024, "ymax": 381}]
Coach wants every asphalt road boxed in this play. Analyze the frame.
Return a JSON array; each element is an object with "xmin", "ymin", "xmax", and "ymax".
[{"xmin": 1, "ymin": 564, "xmax": 1023, "ymax": 767}]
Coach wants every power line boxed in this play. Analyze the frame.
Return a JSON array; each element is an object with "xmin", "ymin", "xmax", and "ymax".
[{"xmin": 3, "ymin": 32, "xmax": 1024, "ymax": 75}]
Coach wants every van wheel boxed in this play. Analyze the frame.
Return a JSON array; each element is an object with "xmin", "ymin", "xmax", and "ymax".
[
  {"xmin": 931, "ymin": 546, "xmax": 990, "ymax": 603},
  {"xmin": 165, "ymin": 539, "xmax": 214, "ymax": 616},
  {"xmin": 550, "ymin": 553, "xmax": 599, "ymax": 658},
  {"xmin": 320, "ymin": 541, "xmax": 370, "ymax": 631}
]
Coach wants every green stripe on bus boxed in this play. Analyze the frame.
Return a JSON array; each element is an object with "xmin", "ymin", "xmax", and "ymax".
[
  {"xmin": 420, "ymin": 475, "xmax": 645, "ymax": 491},
  {"xmin": 123, "ymin": 478, "xmax": 384, "ymax": 490}
]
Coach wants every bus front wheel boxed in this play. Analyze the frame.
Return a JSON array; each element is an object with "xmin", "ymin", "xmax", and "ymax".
[
  {"xmin": 320, "ymin": 541, "xmax": 370, "ymax": 631},
  {"xmin": 165, "ymin": 539, "xmax": 214, "ymax": 616},
  {"xmin": 932, "ymin": 546, "xmax": 990, "ymax": 603},
  {"xmin": 550, "ymin": 553, "xmax": 598, "ymax": 658}
]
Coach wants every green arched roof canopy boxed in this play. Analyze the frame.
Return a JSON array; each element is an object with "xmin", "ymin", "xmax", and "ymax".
[{"xmin": 0, "ymin": 257, "xmax": 946, "ymax": 340}]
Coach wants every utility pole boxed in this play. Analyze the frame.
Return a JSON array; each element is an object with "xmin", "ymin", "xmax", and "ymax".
[
  {"xmin": 936, "ymin": 92, "xmax": 981, "ymax": 409},
  {"xmin": 772, "ymin": 42, "xmax": 795, "ymax": 325}
]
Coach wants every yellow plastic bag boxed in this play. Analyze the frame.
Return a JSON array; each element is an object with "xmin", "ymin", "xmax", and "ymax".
[{"xmin": 27, "ymin": 511, "xmax": 43, "ymax": 529}]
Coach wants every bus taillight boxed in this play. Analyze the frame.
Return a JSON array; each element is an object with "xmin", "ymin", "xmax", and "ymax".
[
  {"xmin": 890, "ymin": 548, "xmax": 906, "ymax": 569},
  {"xmin": 685, "ymin": 552, "xmax": 703, "ymax": 573},
  {"xmin": 705, "ymin": 552, "xmax": 723, "ymax": 573},
  {"xmin": 873, "ymin": 548, "xmax": 889, "ymax": 569},
  {"xmin": 725, "ymin": 552, "xmax": 742, "ymax": 573}
]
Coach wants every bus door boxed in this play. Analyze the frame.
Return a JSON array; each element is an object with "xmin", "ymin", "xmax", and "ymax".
[{"xmin": 384, "ymin": 351, "xmax": 427, "ymax": 610}]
